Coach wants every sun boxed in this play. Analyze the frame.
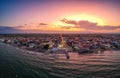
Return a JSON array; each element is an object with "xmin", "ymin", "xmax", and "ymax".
[{"xmin": 65, "ymin": 14, "xmax": 105, "ymax": 26}]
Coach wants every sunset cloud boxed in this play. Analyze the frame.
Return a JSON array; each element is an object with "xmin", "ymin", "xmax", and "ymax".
[
  {"xmin": 15, "ymin": 26, "xmax": 25, "ymax": 28},
  {"xmin": 39, "ymin": 23, "xmax": 48, "ymax": 26},
  {"xmin": 60, "ymin": 18, "xmax": 120, "ymax": 31},
  {"xmin": 12, "ymin": 22, "xmax": 48, "ymax": 30}
]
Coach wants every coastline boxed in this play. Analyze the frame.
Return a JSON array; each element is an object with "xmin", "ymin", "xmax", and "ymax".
[{"xmin": 0, "ymin": 42, "xmax": 69, "ymax": 60}]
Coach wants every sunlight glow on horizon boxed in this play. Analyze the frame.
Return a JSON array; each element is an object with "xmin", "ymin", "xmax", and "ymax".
[{"xmin": 0, "ymin": 0, "xmax": 120, "ymax": 33}]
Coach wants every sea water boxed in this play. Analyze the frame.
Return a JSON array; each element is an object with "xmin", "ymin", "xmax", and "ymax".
[{"xmin": 0, "ymin": 43, "xmax": 120, "ymax": 78}]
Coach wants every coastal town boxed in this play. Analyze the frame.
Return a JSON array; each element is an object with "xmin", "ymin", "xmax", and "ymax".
[{"xmin": 0, "ymin": 34, "xmax": 120, "ymax": 55}]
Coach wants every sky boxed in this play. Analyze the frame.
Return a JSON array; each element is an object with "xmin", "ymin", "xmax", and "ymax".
[{"xmin": 0, "ymin": 0, "xmax": 120, "ymax": 33}]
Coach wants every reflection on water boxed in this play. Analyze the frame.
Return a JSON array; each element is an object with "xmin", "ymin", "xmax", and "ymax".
[{"xmin": 0, "ymin": 43, "xmax": 120, "ymax": 78}]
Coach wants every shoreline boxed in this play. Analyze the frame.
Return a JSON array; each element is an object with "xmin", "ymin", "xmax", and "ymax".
[
  {"xmin": 0, "ymin": 42, "xmax": 69, "ymax": 60},
  {"xmin": 0, "ymin": 42, "xmax": 119, "ymax": 58}
]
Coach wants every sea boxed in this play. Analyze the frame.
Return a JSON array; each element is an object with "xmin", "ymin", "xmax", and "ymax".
[{"xmin": 0, "ymin": 42, "xmax": 120, "ymax": 78}]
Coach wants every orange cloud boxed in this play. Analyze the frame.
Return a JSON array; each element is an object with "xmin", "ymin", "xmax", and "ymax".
[
  {"xmin": 60, "ymin": 18, "xmax": 120, "ymax": 31},
  {"xmin": 39, "ymin": 23, "xmax": 48, "ymax": 26}
]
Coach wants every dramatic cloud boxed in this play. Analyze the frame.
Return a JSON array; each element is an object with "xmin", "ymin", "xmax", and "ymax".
[
  {"xmin": 60, "ymin": 18, "xmax": 78, "ymax": 25},
  {"xmin": 60, "ymin": 18, "xmax": 120, "ymax": 31}
]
